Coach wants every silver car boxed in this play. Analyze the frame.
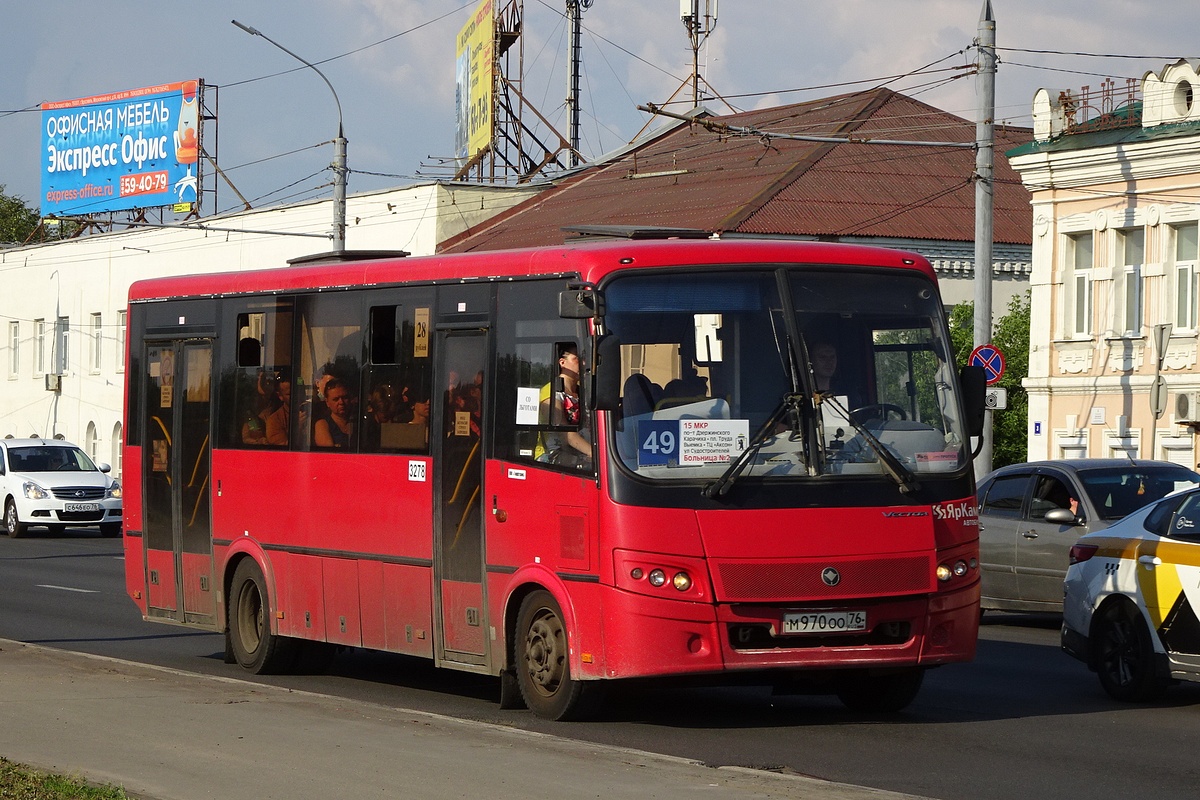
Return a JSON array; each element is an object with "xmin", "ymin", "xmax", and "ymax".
[{"xmin": 976, "ymin": 459, "xmax": 1200, "ymax": 612}]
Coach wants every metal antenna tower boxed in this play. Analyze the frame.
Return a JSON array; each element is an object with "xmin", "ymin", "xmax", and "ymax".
[
  {"xmin": 566, "ymin": 0, "xmax": 594, "ymax": 166},
  {"xmin": 681, "ymin": 0, "xmax": 718, "ymax": 108}
]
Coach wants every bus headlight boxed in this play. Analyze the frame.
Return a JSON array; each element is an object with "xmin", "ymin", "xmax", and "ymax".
[
  {"xmin": 648, "ymin": 569, "xmax": 667, "ymax": 587},
  {"xmin": 937, "ymin": 560, "xmax": 972, "ymax": 582},
  {"xmin": 672, "ymin": 572, "xmax": 692, "ymax": 591}
]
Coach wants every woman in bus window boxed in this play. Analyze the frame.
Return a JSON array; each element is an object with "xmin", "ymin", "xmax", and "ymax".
[{"xmin": 314, "ymin": 378, "xmax": 354, "ymax": 448}]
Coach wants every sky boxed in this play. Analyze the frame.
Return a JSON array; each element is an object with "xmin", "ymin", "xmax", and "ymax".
[{"xmin": 2, "ymin": 0, "xmax": 1199, "ymax": 219}]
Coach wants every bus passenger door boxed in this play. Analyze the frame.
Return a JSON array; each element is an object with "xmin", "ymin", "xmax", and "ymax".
[
  {"xmin": 141, "ymin": 340, "xmax": 216, "ymax": 625},
  {"xmin": 433, "ymin": 329, "xmax": 489, "ymax": 666}
]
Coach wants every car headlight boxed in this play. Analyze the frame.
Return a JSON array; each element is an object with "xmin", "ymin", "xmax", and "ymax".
[
  {"xmin": 106, "ymin": 481, "xmax": 122, "ymax": 499},
  {"xmin": 22, "ymin": 481, "xmax": 50, "ymax": 500}
]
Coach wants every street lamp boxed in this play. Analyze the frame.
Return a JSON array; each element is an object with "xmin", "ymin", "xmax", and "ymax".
[{"xmin": 232, "ymin": 20, "xmax": 347, "ymax": 252}]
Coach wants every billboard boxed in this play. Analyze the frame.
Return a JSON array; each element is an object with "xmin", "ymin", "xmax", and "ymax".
[
  {"xmin": 455, "ymin": 0, "xmax": 495, "ymax": 163},
  {"xmin": 40, "ymin": 80, "xmax": 202, "ymax": 216}
]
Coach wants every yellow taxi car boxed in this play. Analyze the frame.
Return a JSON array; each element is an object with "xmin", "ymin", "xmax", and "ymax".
[{"xmin": 1062, "ymin": 486, "xmax": 1200, "ymax": 701}]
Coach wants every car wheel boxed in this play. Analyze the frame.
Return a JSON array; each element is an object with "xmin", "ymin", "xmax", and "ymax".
[
  {"xmin": 4, "ymin": 499, "xmax": 27, "ymax": 539},
  {"xmin": 99, "ymin": 522, "xmax": 122, "ymax": 538},
  {"xmin": 1095, "ymin": 601, "xmax": 1168, "ymax": 702}
]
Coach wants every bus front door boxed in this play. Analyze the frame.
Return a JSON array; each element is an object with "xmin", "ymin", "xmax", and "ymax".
[
  {"xmin": 141, "ymin": 340, "xmax": 216, "ymax": 626},
  {"xmin": 433, "ymin": 329, "xmax": 489, "ymax": 666}
]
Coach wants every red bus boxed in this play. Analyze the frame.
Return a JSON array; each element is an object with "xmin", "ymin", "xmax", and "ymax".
[{"xmin": 123, "ymin": 234, "xmax": 986, "ymax": 719}]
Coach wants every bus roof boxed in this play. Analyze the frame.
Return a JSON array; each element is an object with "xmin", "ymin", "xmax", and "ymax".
[{"xmin": 127, "ymin": 237, "xmax": 936, "ymax": 303}]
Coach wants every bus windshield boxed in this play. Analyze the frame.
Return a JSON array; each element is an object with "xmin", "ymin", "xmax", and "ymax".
[{"xmin": 605, "ymin": 266, "xmax": 968, "ymax": 482}]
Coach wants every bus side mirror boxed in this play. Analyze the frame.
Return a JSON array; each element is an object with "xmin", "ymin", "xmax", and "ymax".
[
  {"xmin": 960, "ymin": 365, "xmax": 986, "ymax": 438},
  {"xmin": 559, "ymin": 288, "xmax": 604, "ymax": 318},
  {"xmin": 594, "ymin": 334, "xmax": 622, "ymax": 411}
]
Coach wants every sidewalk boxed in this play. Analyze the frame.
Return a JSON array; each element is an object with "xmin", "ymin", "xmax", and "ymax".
[{"xmin": 0, "ymin": 640, "xmax": 929, "ymax": 800}]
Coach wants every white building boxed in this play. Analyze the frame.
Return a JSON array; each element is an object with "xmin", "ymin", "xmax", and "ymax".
[{"xmin": 1009, "ymin": 60, "xmax": 1200, "ymax": 466}]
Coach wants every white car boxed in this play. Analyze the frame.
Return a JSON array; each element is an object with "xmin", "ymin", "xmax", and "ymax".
[
  {"xmin": 1062, "ymin": 485, "xmax": 1200, "ymax": 701},
  {"xmin": 0, "ymin": 438, "xmax": 123, "ymax": 538}
]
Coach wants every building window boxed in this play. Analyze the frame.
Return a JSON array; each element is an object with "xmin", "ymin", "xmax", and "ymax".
[
  {"xmin": 34, "ymin": 319, "xmax": 45, "ymax": 376},
  {"xmin": 112, "ymin": 421, "xmax": 123, "ymax": 479},
  {"xmin": 1118, "ymin": 227, "xmax": 1144, "ymax": 335},
  {"xmin": 8, "ymin": 321, "xmax": 18, "ymax": 379},
  {"xmin": 1174, "ymin": 222, "xmax": 1199, "ymax": 331},
  {"xmin": 90, "ymin": 313, "xmax": 103, "ymax": 373},
  {"xmin": 117, "ymin": 310, "xmax": 127, "ymax": 373},
  {"xmin": 85, "ymin": 421, "xmax": 98, "ymax": 461},
  {"xmin": 1067, "ymin": 232, "xmax": 1094, "ymax": 336}
]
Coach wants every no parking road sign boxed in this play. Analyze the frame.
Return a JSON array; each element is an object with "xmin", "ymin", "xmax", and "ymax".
[{"xmin": 969, "ymin": 344, "xmax": 1006, "ymax": 385}]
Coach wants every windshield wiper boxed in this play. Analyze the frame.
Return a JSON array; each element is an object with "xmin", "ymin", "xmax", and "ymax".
[
  {"xmin": 821, "ymin": 394, "xmax": 921, "ymax": 495},
  {"xmin": 703, "ymin": 393, "xmax": 804, "ymax": 499}
]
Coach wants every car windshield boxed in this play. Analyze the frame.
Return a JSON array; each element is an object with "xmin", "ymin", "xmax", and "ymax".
[
  {"xmin": 7, "ymin": 446, "xmax": 96, "ymax": 473},
  {"xmin": 1078, "ymin": 464, "xmax": 1200, "ymax": 521},
  {"xmin": 604, "ymin": 265, "xmax": 969, "ymax": 483}
]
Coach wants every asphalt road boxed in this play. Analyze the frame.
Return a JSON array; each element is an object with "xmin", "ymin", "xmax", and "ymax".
[{"xmin": 4, "ymin": 528, "xmax": 1200, "ymax": 800}]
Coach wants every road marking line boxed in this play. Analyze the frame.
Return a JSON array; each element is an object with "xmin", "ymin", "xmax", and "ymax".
[{"xmin": 36, "ymin": 584, "xmax": 99, "ymax": 594}]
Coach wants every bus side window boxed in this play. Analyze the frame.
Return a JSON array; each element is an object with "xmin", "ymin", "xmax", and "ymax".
[
  {"xmin": 363, "ymin": 300, "xmax": 432, "ymax": 453},
  {"xmin": 494, "ymin": 281, "xmax": 591, "ymax": 473},
  {"xmin": 296, "ymin": 293, "xmax": 363, "ymax": 452},
  {"xmin": 223, "ymin": 304, "xmax": 293, "ymax": 449}
]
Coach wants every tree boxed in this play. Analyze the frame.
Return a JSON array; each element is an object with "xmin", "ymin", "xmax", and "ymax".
[
  {"xmin": 0, "ymin": 186, "xmax": 40, "ymax": 246},
  {"xmin": 948, "ymin": 292, "xmax": 1031, "ymax": 469}
]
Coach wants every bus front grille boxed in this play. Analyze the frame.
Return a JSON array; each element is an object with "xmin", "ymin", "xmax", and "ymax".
[{"xmin": 713, "ymin": 555, "xmax": 934, "ymax": 603}]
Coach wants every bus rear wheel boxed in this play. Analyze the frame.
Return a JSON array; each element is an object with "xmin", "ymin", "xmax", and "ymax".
[
  {"xmin": 515, "ymin": 590, "xmax": 586, "ymax": 720},
  {"xmin": 836, "ymin": 667, "xmax": 925, "ymax": 712},
  {"xmin": 228, "ymin": 559, "xmax": 293, "ymax": 674}
]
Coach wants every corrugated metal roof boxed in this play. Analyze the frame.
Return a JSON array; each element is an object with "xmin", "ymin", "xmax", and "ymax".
[{"xmin": 441, "ymin": 88, "xmax": 1032, "ymax": 254}]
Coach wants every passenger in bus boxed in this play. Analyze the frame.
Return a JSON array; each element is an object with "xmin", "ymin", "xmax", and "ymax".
[
  {"xmin": 314, "ymin": 377, "xmax": 355, "ymax": 448},
  {"xmin": 241, "ymin": 372, "xmax": 279, "ymax": 445},
  {"xmin": 540, "ymin": 343, "xmax": 591, "ymax": 468},
  {"xmin": 367, "ymin": 382, "xmax": 402, "ymax": 424},
  {"xmin": 266, "ymin": 378, "xmax": 291, "ymax": 446},
  {"xmin": 658, "ymin": 366, "xmax": 708, "ymax": 409},
  {"xmin": 622, "ymin": 373, "xmax": 662, "ymax": 420}
]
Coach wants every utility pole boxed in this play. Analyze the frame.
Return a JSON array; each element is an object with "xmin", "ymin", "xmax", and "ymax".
[
  {"xmin": 973, "ymin": 0, "xmax": 996, "ymax": 477},
  {"xmin": 233, "ymin": 20, "xmax": 348, "ymax": 252},
  {"xmin": 566, "ymin": 0, "xmax": 593, "ymax": 167}
]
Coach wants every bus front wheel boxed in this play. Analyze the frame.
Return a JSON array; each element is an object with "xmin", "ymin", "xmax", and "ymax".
[
  {"xmin": 515, "ymin": 590, "xmax": 586, "ymax": 720},
  {"xmin": 228, "ymin": 558, "xmax": 293, "ymax": 674},
  {"xmin": 836, "ymin": 667, "xmax": 925, "ymax": 712}
]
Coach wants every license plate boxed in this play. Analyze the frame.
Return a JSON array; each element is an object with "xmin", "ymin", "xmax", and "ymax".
[
  {"xmin": 64, "ymin": 503, "xmax": 100, "ymax": 512},
  {"xmin": 782, "ymin": 610, "xmax": 867, "ymax": 635}
]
